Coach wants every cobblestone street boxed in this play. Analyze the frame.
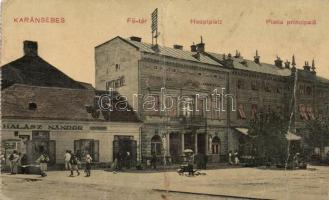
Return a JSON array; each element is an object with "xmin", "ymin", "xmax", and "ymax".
[{"xmin": 1, "ymin": 165, "xmax": 329, "ymax": 200}]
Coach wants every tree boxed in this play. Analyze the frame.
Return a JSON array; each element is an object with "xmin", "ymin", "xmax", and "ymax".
[
  {"xmin": 305, "ymin": 118, "xmax": 329, "ymax": 160},
  {"xmin": 248, "ymin": 110, "xmax": 289, "ymax": 165}
]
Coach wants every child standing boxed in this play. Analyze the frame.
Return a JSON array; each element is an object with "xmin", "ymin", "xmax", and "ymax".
[{"xmin": 85, "ymin": 154, "xmax": 92, "ymax": 177}]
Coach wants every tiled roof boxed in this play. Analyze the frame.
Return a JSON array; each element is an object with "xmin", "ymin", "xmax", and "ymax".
[
  {"xmin": 316, "ymin": 76, "xmax": 329, "ymax": 84},
  {"xmin": 120, "ymin": 37, "xmax": 292, "ymax": 76},
  {"xmin": 207, "ymin": 52, "xmax": 292, "ymax": 76},
  {"xmin": 1, "ymin": 84, "xmax": 140, "ymax": 123},
  {"xmin": 121, "ymin": 38, "xmax": 221, "ymax": 66},
  {"xmin": 1, "ymin": 55, "xmax": 87, "ymax": 90}
]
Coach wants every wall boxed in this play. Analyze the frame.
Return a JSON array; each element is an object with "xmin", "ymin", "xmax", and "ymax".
[{"xmin": 95, "ymin": 37, "xmax": 141, "ymax": 111}]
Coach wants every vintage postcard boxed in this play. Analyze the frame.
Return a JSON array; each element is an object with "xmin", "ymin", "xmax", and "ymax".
[{"xmin": 1, "ymin": 0, "xmax": 329, "ymax": 199}]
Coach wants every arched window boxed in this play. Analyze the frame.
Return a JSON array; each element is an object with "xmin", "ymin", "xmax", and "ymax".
[
  {"xmin": 211, "ymin": 136, "xmax": 220, "ymax": 154},
  {"xmin": 151, "ymin": 135, "xmax": 162, "ymax": 155}
]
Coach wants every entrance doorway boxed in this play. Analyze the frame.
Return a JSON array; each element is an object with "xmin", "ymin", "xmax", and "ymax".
[
  {"xmin": 113, "ymin": 135, "xmax": 137, "ymax": 166},
  {"xmin": 197, "ymin": 133, "xmax": 206, "ymax": 154},
  {"xmin": 26, "ymin": 131, "xmax": 56, "ymax": 165},
  {"xmin": 26, "ymin": 140, "xmax": 56, "ymax": 165}
]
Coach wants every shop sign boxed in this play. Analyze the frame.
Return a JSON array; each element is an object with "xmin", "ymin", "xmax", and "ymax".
[{"xmin": 2, "ymin": 123, "xmax": 83, "ymax": 131}]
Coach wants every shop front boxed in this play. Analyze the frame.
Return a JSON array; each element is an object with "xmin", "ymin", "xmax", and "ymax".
[{"xmin": 1, "ymin": 120, "xmax": 141, "ymax": 169}]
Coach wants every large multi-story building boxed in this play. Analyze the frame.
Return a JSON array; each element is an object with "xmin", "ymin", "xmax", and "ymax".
[{"xmin": 95, "ymin": 36, "xmax": 329, "ymax": 162}]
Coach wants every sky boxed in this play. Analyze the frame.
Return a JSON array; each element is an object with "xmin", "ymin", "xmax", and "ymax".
[{"xmin": 2, "ymin": 0, "xmax": 329, "ymax": 85}]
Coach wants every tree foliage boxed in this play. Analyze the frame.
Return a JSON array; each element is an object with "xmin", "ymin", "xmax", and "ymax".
[
  {"xmin": 248, "ymin": 110, "xmax": 289, "ymax": 164},
  {"xmin": 305, "ymin": 118, "xmax": 329, "ymax": 155}
]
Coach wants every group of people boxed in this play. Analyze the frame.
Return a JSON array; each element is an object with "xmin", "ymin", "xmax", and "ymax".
[
  {"xmin": 228, "ymin": 151, "xmax": 240, "ymax": 165},
  {"xmin": 64, "ymin": 150, "xmax": 92, "ymax": 177},
  {"xmin": 7, "ymin": 150, "xmax": 25, "ymax": 175},
  {"xmin": 6, "ymin": 150, "xmax": 49, "ymax": 177}
]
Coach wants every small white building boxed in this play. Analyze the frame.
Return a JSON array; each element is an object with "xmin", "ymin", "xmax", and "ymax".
[{"xmin": 1, "ymin": 41, "xmax": 142, "ymax": 168}]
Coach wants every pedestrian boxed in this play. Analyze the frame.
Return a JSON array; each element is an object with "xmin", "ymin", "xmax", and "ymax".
[
  {"xmin": 117, "ymin": 151, "xmax": 123, "ymax": 170},
  {"xmin": 111, "ymin": 158, "xmax": 118, "ymax": 173},
  {"xmin": 8, "ymin": 150, "xmax": 19, "ymax": 174},
  {"xmin": 126, "ymin": 151, "xmax": 131, "ymax": 169},
  {"xmin": 69, "ymin": 153, "xmax": 80, "ymax": 177},
  {"xmin": 85, "ymin": 154, "xmax": 92, "ymax": 177},
  {"xmin": 64, "ymin": 150, "xmax": 71, "ymax": 171},
  {"xmin": 293, "ymin": 152, "xmax": 300, "ymax": 169},
  {"xmin": 20, "ymin": 154, "xmax": 28, "ymax": 174},
  {"xmin": 195, "ymin": 153, "xmax": 202, "ymax": 169},
  {"xmin": 203, "ymin": 154, "xmax": 208, "ymax": 169},
  {"xmin": 228, "ymin": 151, "xmax": 233, "ymax": 165},
  {"xmin": 234, "ymin": 151, "xmax": 239, "ymax": 165},
  {"xmin": 36, "ymin": 152, "xmax": 49, "ymax": 177},
  {"xmin": 151, "ymin": 153, "xmax": 157, "ymax": 170}
]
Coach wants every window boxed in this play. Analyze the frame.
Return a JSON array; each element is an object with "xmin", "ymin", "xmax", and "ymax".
[
  {"xmin": 168, "ymin": 97, "xmax": 177, "ymax": 117},
  {"xmin": 74, "ymin": 139, "xmax": 99, "ymax": 162},
  {"xmin": 154, "ymin": 66, "xmax": 158, "ymax": 70},
  {"xmin": 237, "ymin": 104, "xmax": 247, "ymax": 119},
  {"xmin": 211, "ymin": 136, "xmax": 220, "ymax": 154},
  {"xmin": 151, "ymin": 135, "xmax": 162, "ymax": 155},
  {"xmin": 237, "ymin": 79, "xmax": 244, "ymax": 89},
  {"xmin": 264, "ymin": 81, "xmax": 271, "ymax": 92},
  {"xmin": 306, "ymin": 105, "xmax": 315, "ymax": 120},
  {"xmin": 29, "ymin": 102, "xmax": 37, "ymax": 110},
  {"xmin": 299, "ymin": 104, "xmax": 308, "ymax": 120},
  {"xmin": 115, "ymin": 64, "xmax": 120, "ymax": 71},
  {"xmin": 182, "ymin": 98, "xmax": 193, "ymax": 118},
  {"xmin": 277, "ymin": 105, "xmax": 283, "ymax": 117},
  {"xmin": 306, "ymin": 86, "xmax": 312, "ymax": 96},
  {"xmin": 251, "ymin": 104, "xmax": 257, "ymax": 120},
  {"xmin": 251, "ymin": 81, "xmax": 258, "ymax": 90},
  {"xmin": 299, "ymin": 85, "xmax": 305, "ymax": 95}
]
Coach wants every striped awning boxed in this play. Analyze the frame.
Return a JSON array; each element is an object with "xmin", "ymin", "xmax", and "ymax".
[
  {"xmin": 286, "ymin": 131, "xmax": 301, "ymax": 141},
  {"xmin": 235, "ymin": 128, "xmax": 249, "ymax": 136}
]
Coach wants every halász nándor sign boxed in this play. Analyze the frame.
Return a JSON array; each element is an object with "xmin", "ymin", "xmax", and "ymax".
[{"xmin": 2, "ymin": 123, "xmax": 83, "ymax": 131}]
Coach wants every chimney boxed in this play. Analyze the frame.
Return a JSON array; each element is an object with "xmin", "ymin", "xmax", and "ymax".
[
  {"xmin": 196, "ymin": 36, "xmax": 205, "ymax": 53},
  {"xmin": 190, "ymin": 42, "xmax": 197, "ymax": 52},
  {"xmin": 291, "ymin": 55, "xmax": 296, "ymax": 73},
  {"xmin": 254, "ymin": 50, "xmax": 260, "ymax": 64},
  {"xmin": 303, "ymin": 61, "xmax": 311, "ymax": 71},
  {"xmin": 23, "ymin": 41, "xmax": 38, "ymax": 56},
  {"xmin": 311, "ymin": 59, "xmax": 316, "ymax": 74},
  {"xmin": 284, "ymin": 60, "xmax": 290, "ymax": 68},
  {"xmin": 225, "ymin": 53, "xmax": 234, "ymax": 68},
  {"xmin": 234, "ymin": 50, "xmax": 241, "ymax": 58},
  {"xmin": 173, "ymin": 44, "xmax": 183, "ymax": 50},
  {"xmin": 274, "ymin": 56, "xmax": 283, "ymax": 68},
  {"xmin": 130, "ymin": 36, "xmax": 142, "ymax": 42}
]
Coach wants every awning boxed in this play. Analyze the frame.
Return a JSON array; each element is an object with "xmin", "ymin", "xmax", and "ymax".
[
  {"xmin": 286, "ymin": 131, "xmax": 301, "ymax": 141},
  {"xmin": 235, "ymin": 128, "xmax": 249, "ymax": 136}
]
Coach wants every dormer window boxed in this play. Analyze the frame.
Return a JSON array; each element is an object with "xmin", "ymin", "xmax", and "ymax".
[{"xmin": 29, "ymin": 102, "xmax": 37, "ymax": 110}]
